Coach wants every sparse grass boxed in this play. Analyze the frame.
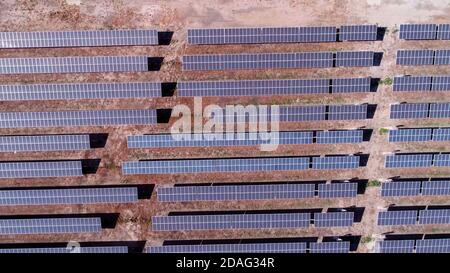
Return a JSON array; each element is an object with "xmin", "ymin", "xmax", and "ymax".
[
  {"xmin": 361, "ymin": 236, "xmax": 373, "ymax": 244},
  {"xmin": 368, "ymin": 180, "xmax": 381, "ymax": 187},
  {"xmin": 379, "ymin": 77, "xmax": 393, "ymax": 85},
  {"xmin": 379, "ymin": 128, "xmax": 389, "ymax": 135}
]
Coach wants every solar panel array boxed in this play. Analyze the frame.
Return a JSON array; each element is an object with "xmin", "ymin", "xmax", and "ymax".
[
  {"xmin": 309, "ymin": 241, "xmax": 350, "ymax": 253},
  {"xmin": 0, "ymin": 217, "xmax": 102, "ymax": 235},
  {"xmin": 432, "ymin": 76, "xmax": 450, "ymax": 91},
  {"xmin": 393, "ymin": 76, "xmax": 432, "ymax": 92},
  {"xmin": 0, "ymin": 56, "xmax": 149, "ymax": 74},
  {"xmin": 315, "ymin": 130, "xmax": 364, "ymax": 144},
  {"xmin": 388, "ymin": 129, "xmax": 432, "ymax": 142},
  {"xmin": 381, "ymin": 180, "xmax": 450, "ymax": 197},
  {"xmin": 335, "ymin": 51, "xmax": 374, "ymax": 67},
  {"xmin": 0, "ymin": 29, "xmax": 158, "ymax": 48},
  {"xmin": 311, "ymin": 156, "xmax": 360, "ymax": 170},
  {"xmin": 396, "ymin": 50, "xmax": 434, "ymax": 66},
  {"xmin": 399, "ymin": 24, "xmax": 450, "ymax": 40},
  {"xmin": 313, "ymin": 212, "xmax": 354, "ymax": 227},
  {"xmin": 151, "ymin": 213, "xmax": 311, "ymax": 231},
  {"xmin": 0, "ymin": 135, "xmax": 90, "ymax": 152},
  {"xmin": 385, "ymin": 154, "xmax": 433, "ymax": 168},
  {"xmin": 331, "ymin": 77, "xmax": 371, "ymax": 93},
  {"xmin": 378, "ymin": 238, "xmax": 450, "ymax": 253},
  {"xmin": 0, "ymin": 187, "xmax": 138, "ymax": 206},
  {"xmin": 0, "ymin": 82, "xmax": 161, "ymax": 101},
  {"xmin": 377, "ymin": 210, "xmax": 417, "ymax": 226},
  {"xmin": 0, "ymin": 109, "xmax": 156, "ymax": 128},
  {"xmin": 435, "ymin": 50, "xmax": 450, "ymax": 65},
  {"xmin": 339, "ymin": 25, "xmax": 377, "ymax": 41},
  {"xmin": 318, "ymin": 183, "xmax": 358, "ymax": 198},
  {"xmin": 416, "ymin": 239, "xmax": 450, "ymax": 253},
  {"xmin": 0, "ymin": 161, "xmax": 83, "ymax": 178},
  {"xmin": 328, "ymin": 104, "xmax": 368, "ymax": 120},
  {"xmin": 422, "ymin": 180, "xmax": 450, "ymax": 195},
  {"xmin": 377, "ymin": 240, "xmax": 415, "ymax": 253},
  {"xmin": 390, "ymin": 103, "xmax": 429, "ymax": 119},
  {"xmin": 437, "ymin": 24, "xmax": 450, "ymax": 40},
  {"xmin": 419, "ymin": 209, "xmax": 450, "ymax": 224},
  {"xmin": 147, "ymin": 243, "xmax": 308, "ymax": 253},
  {"xmin": 0, "ymin": 246, "xmax": 129, "ymax": 253}
]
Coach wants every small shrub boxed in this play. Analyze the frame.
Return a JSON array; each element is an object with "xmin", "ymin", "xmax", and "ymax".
[
  {"xmin": 379, "ymin": 128, "xmax": 389, "ymax": 135},
  {"xmin": 368, "ymin": 180, "xmax": 381, "ymax": 187},
  {"xmin": 361, "ymin": 236, "xmax": 373, "ymax": 244}
]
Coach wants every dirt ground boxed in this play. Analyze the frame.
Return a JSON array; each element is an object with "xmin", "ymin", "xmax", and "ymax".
[{"xmin": 1, "ymin": 0, "xmax": 450, "ymax": 253}]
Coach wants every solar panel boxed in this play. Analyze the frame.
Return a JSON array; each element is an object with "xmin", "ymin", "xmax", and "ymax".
[
  {"xmin": 182, "ymin": 52, "xmax": 334, "ymax": 71},
  {"xmin": 437, "ymin": 24, "xmax": 450, "ymax": 40},
  {"xmin": 390, "ymin": 103, "xmax": 429, "ymax": 119},
  {"xmin": 331, "ymin": 77, "xmax": 371, "ymax": 93},
  {"xmin": 0, "ymin": 82, "xmax": 161, "ymax": 101},
  {"xmin": 0, "ymin": 56, "xmax": 149, "ymax": 74},
  {"xmin": 0, "ymin": 29, "xmax": 158, "ymax": 48},
  {"xmin": 399, "ymin": 24, "xmax": 437, "ymax": 40},
  {"xmin": 309, "ymin": 242, "xmax": 350, "ymax": 253},
  {"xmin": 393, "ymin": 76, "xmax": 432, "ymax": 92},
  {"xmin": 328, "ymin": 104, "xmax": 367, "ymax": 120},
  {"xmin": 123, "ymin": 157, "xmax": 310, "ymax": 175},
  {"xmin": 157, "ymin": 184, "xmax": 315, "ymax": 202},
  {"xmin": 419, "ymin": 209, "xmax": 450, "ymax": 224},
  {"xmin": 311, "ymin": 156, "xmax": 360, "ymax": 170},
  {"xmin": 377, "ymin": 240, "xmax": 415, "ymax": 253},
  {"xmin": 147, "ymin": 242, "xmax": 307, "ymax": 253},
  {"xmin": 433, "ymin": 154, "xmax": 450, "ymax": 167},
  {"xmin": 339, "ymin": 25, "xmax": 377, "ymax": 41},
  {"xmin": 187, "ymin": 27, "xmax": 337, "ymax": 44},
  {"xmin": 317, "ymin": 183, "xmax": 358, "ymax": 198},
  {"xmin": 435, "ymin": 50, "xmax": 450, "ymax": 65},
  {"xmin": 0, "ymin": 217, "xmax": 102, "ymax": 235},
  {"xmin": 377, "ymin": 210, "xmax": 417, "ymax": 225},
  {"xmin": 381, "ymin": 181, "xmax": 422, "ymax": 197},
  {"xmin": 151, "ymin": 213, "xmax": 311, "ymax": 231},
  {"xmin": 315, "ymin": 130, "xmax": 363, "ymax": 144},
  {"xmin": 416, "ymin": 239, "xmax": 450, "ymax": 253},
  {"xmin": 128, "ymin": 132, "xmax": 313, "ymax": 148},
  {"xmin": 422, "ymin": 180, "xmax": 450, "ymax": 196},
  {"xmin": 279, "ymin": 106, "xmax": 327, "ymax": 122},
  {"xmin": 335, "ymin": 51, "xmax": 374, "ymax": 67},
  {"xmin": 431, "ymin": 76, "xmax": 450, "ymax": 91},
  {"xmin": 430, "ymin": 103, "xmax": 450, "ymax": 118},
  {"xmin": 0, "ymin": 246, "xmax": 128, "ymax": 253},
  {"xmin": 388, "ymin": 129, "xmax": 432, "ymax": 142},
  {"xmin": 0, "ymin": 135, "xmax": 90, "ymax": 152},
  {"xmin": 385, "ymin": 154, "xmax": 433, "ymax": 168},
  {"xmin": 433, "ymin": 128, "xmax": 450, "ymax": 141},
  {"xmin": 314, "ymin": 212, "xmax": 354, "ymax": 227},
  {"xmin": 0, "ymin": 161, "xmax": 83, "ymax": 178},
  {"xmin": 0, "ymin": 187, "xmax": 138, "ymax": 206},
  {"xmin": 0, "ymin": 109, "xmax": 156, "ymax": 128},
  {"xmin": 177, "ymin": 78, "xmax": 330, "ymax": 97},
  {"xmin": 396, "ymin": 50, "xmax": 434, "ymax": 66}
]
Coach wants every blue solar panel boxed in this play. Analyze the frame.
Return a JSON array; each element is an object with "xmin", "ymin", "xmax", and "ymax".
[
  {"xmin": 328, "ymin": 104, "xmax": 367, "ymax": 120},
  {"xmin": 381, "ymin": 181, "xmax": 422, "ymax": 197},
  {"xmin": 123, "ymin": 157, "xmax": 310, "ymax": 175},
  {"xmin": 435, "ymin": 50, "xmax": 450, "ymax": 65},
  {"xmin": 431, "ymin": 76, "xmax": 450, "ymax": 91},
  {"xmin": 315, "ymin": 130, "xmax": 363, "ymax": 144},
  {"xmin": 0, "ymin": 217, "xmax": 102, "ymax": 235},
  {"xmin": 335, "ymin": 51, "xmax": 374, "ymax": 67},
  {"xmin": 385, "ymin": 154, "xmax": 433, "ymax": 168},
  {"xmin": 0, "ymin": 161, "xmax": 83, "ymax": 178},
  {"xmin": 377, "ymin": 240, "xmax": 415, "ymax": 253},
  {"xmin": 422, "ymin": 181, "xmax": 450, "ymax": 196},
  {"xmin": 339, "ymin": 25, "xmax": 377, "ymax": 41},
  {"xmin": 152, "ymin": 213, "xmax": 311, "ymax": 231},
  {"xmin": 311, "ymin": 156, "xmax": 360, "ymax": 170},
  {"xmin": 147, "ymin": 242, "xmax": 307, "ymax": 253},
  {"xmin": 390, "ymin": 103, "xmax": 429, "ymax": 119},
  {"xmin": 393, "ymin": 76, "xmax": 432, "ymax": 91},
  {"xmin": 419, "ymin": 209, "xmax": 450, "ymax": 224},
  {"xmin": 331, "ymin": 77, "xmax": 371, "ymax": 93},
  {"xmin": 377, "ymin": 210, "xmax": 417, "ymax": 225},
  {"xmin": 416, "ymin": 239, "xmax": 450, "ymax": 253},
  {"xmin": 309, "ymin": 241, "xmax": 350, "ymax": 253},
  {"xmin": 389, "ymin": 129, "xmax": 432, "ymax": 142},
  {"xmin": 429, "ymin": 103, "xmax": 450, "ymax": 118},
  {"xmin": 0, "ymin": 135, "xmax": 90, "ymax": 152},
  {"xmin": 437, "ymin": 24, "xmax": 450, "ymax": 40},
  {"xmin": 396, "ymin": 50, "xmax": 434, "ymax": 66},
  {"xmin": 433, "ymin": 154, "xmax": 450, "ymax": 167},
  {"xmin": 0, "ymin": 82, "xmax": 161, "ymax": 101},
  {"xmin": 314, "ymin": 212, "xmax": 354, "ymax": 227},
  {"xmin": 0, "ymin": 246, "xmax": 128, "ymax": 253},
  {"xmin": 433, "ymin": 128, "xmax": 450, "ymax": 141},
  {"xmin": 157, "ymin": 183, "xmax": 315, "ymax": 202},
  {"xmin": 318, "ymin": 183, "xmax": 358, "ymax": 198},
  {"xmin": 399, "ymin": 24, "xmax": 437, "ymax": 40}
]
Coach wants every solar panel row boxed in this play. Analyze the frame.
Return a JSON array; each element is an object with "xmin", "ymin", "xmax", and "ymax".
[
  {"xmin": 389, "ymin": 128, "xmax": 450, "ymax": 142},
  {"xmin": 390, "ymin": 103, "xmax": 450, "ymax": 119},
  {"xmin": 0, "ymin": 135, "xmax": 90, "ymax": 152},
  {"xmin": 399, "ymin": 24, "xmax": 450, "ymax": 40},
  {"xmin": 396, "ymin": 49, "xmax": 450, "ymax": 66},
  {"xmin": 0, "ymin": 161, "xmax": 83, "ymax": 178},
  {"xmin": 393, "ymin": 75, "xmax": 450, "ymax": 92},
  {"xmin": 0, "ymin": 217, "xmax": 102, "ymax": 235},
  {"xmin": 0, "ymin": 246, "xmax": 129, "ymax": 253},
  {"xmin": 384, "ymin": 153, "xmax": 450, "ymax": 168},
  {"xmin": 378, "ymin": 209, "xmax": 450, "ymax": 226}
]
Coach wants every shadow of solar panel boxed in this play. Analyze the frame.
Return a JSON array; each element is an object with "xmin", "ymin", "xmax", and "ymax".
[
  {"xmin": 430, "ymin": 103, "xmax": 450, "ymax": 118},
  {"xmin": 309, "ymin": 242, "xmax": 350, "ymax": 253},
  {"xmin": 0, "ymin": 161, "xmax": 83, "ymax": 178},
  {"xmin": 416, "ymin": 239, "xmax": 450, "ymax": 253},
  {"xmin": 147, "ymin": 242, "xmax": 307, "ymax": 253},
  {"xmin": 385, "ymin": 154, "xmax": 433, "ymax": 168},
  {"xmin": 377, "ymin": 210, "xmax": 417, "ymax": 226},
  {"xmin": 0, "ymin": 109, "xmax": 156, "ymax": 128},
  {"xmin": 419, "ymin": 209, "xmax": 450, "ymax": 224},
  {"xmin": 339, "ymin": 25, "xmax": 377, "ymax": 41},
  {"xmin": 0, "ymin": 246, "xmax": 128, "ymax": 253},
  {"xmin": 157, "ymin": 184, "xmax": 315, "ymax": 202},
  {"xmin": 177, "ymin": 78, "xmax": 330, "ymax": 97},
  {"xmin": 389, "ymin": 129, "xmax": 432, "ymax": 142},
  {"xmin": 328, "ymin": 104, "xmax": 367, "ymax": 120},
  {"xmin": 0, "ymin": 56, "xmax": 149, "ymax": 74},
  {"xmin": 123, "ymin": 157, "xmax": 310, "ymax": 175},
  {"xmin": 0, "ymin": 217, "xmax": 102, "ymax": 235},
  {"xmin": 182, "ymin": 52, "xmax": 334, "ymax": 71},
  {"xmin": 0, "ymin": 187, "xmax": 138, "ymax": 206},
  {"xmin": 0, "ymin": 135, "xmax": 90, "ymax": 152},
  {"xmin": 422, "ymin": 181, "xmax": 450, "ymax": 196},
  {"xmin": 393, "ymin": 76, "xmax": 432, "ymax": 91},
  {"xmin": 381, "ymin": 181, "xmax": 421, "ymax": 197},
  {"xmin": 128, "ymin": 132, "xmax": 313, "ymax": 148},
  {"xmin": 316, "ymin": 130, "xmax": 363, "ymax": 144},
  {"xmin": 318, "ymin": 183, "xmax": 358, "ymax": 198},
  {"xmin": 187, "ymin": 27, "xmax": 337, "ymax": 44},
  {"xmin": 438, "ymin": 24, "xmax": 450, "ymax": 40},
  {"xmin": 312, "ymin": 156, "xmax": 360, "ymax": 170},
  {"xmin": 435, "ymin": 50, "xmax": 450, "ymax": 65},
  {"xmin": 314, "ymin": 212, "xmax": 354, "ymax": 227},
  {"xmin": 331, "ymin": 77, "xmax": 371, "ymax": 93},
  {"xmin": 335, "ymin": 51, "xmax": 374, "ymax": 67},
  {"xmin": 390, "ymin": 103, "xmax": 429, "ymax": 119},
  {"xmin": 151, "ymin": 213, "xmax": 311, "ymax": 231},
  {"xmin": 396, "ymin": 50, "xmax": 434, "ymax": 66},
  {"xmin": 433, "ymin": 154, "xmax": 450, "ymax": 167},
  {"xmin": 433, "ymin": 128, "xmax": 450, "ymax": 141},
  {"xmin": 431, "ymin": 76, "xmax": 450, "ymax": 91},
  {"xmin": 377, "ymin": 240, "xmax": 415, "ymax": 253},
  {"xmin": 0, "ymin": 29, "xmax": 158, "ymax": 48},
  {"xmin": 399, "ymin": 24, "xmax": 437, "ymax": 40},
  {"xmin": 0, "ymin": 82, "xmax": 161, "ymax": 101}
]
